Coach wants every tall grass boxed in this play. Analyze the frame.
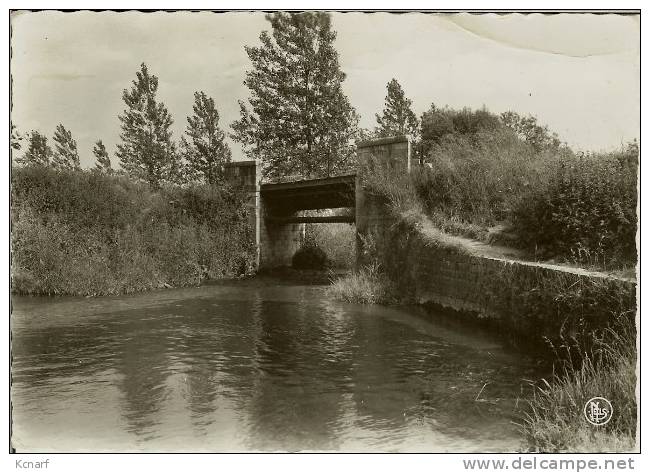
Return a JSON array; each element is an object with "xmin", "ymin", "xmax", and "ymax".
[
  {"xmin": 11, "ymin": 166, "xmax": 255, "ymax": 296},
  {"xmin": 521, "ymin": 318, "xmax": 637, "ymax": 452},
  {"xmin": 414, "ymin": 128, "xmax": 566, "ymax": 227},
  {"xmin": 357, "ymin": 152, "xmax": 422, "ymax": 217}
]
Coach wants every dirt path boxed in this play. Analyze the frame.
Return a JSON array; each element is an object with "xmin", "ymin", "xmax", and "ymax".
[{"xmin": 416, "ymin": 216, "xmax": 636, "ymax": 283}]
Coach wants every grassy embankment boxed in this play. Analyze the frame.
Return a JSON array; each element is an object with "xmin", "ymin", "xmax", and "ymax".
[
  {"xmin": 11, "ymin": 166, "xmax": 255, "ymax": 296},
  {"xmin": 327, "ymin": 126, "xmax": 638, "ymax": 452},
  {"xmin": 330, "ymin": 128, "xmax": 637, "ymax": 299}
]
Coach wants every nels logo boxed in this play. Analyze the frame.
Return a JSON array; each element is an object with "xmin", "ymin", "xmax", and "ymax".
[{"xmin": 584, "ymin": 397, "xmax": 613, "ymax": 426}]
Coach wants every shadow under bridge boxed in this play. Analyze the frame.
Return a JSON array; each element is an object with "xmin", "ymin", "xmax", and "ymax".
[{"xmin": 260, "ymin": 174, "xmax": 357, "ymax": 224}]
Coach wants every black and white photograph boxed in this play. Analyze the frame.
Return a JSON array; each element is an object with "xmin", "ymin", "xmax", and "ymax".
[{"xmin": 6, "ymin": 3, "xmax": 643, "ymax": 463}]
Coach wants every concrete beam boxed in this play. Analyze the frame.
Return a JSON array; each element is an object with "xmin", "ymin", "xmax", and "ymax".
[
  {"xmin": 265, "ymin": 215, "xmax": 355, "ymax": 224},
  {"xmin": 357, "ymin": 135, "xmax": 411, "ymax": 149},
  {"xmin": 260, "ymin": 173, "xmax": 356, "ymax": 192}
]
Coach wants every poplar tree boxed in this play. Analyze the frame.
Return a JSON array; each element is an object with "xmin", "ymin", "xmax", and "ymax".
[
  {"xmin": 93, "ymin": 140, "xmax": 112, "ymax": 174},
  {"xmin": 116, "ymin": 63, "xmax": 178, "ymax": 188},
  {"xmin": 16, "ymin": 131, "xmax": 51, "ymax": 167},
  {"xmin": 231, "ymin": 12, "xmax": 359, "ymax": 180},
  {"xmin": 181, "ymin": 91, "xmax": 232, "ymax": 185},
  {"xmin": 375, "ymin": 79, "xmax": 419, "ymax": 138},
  {"xmin": 11, "ymin": 124, "xmax": 23, "ymax": 151},
  {"xmin": 52, "ymin": 124, "xmax": 80, "ymax": 169}
]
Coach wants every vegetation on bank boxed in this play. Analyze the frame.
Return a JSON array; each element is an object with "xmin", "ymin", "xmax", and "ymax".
[
  {"xmin": 521, "ymin": 317, "xmax": 637, "ymax": 452},
  {"xmin": 11, "ymin": 166, "xmax": 255, "ymax": 296},
  {"xmin": 327, "ymin": 263, "xmax": 396, "ymax": 304},
  {"xmin": 362, "ymin": 125, "xmax": 638, "ymax": 273}
]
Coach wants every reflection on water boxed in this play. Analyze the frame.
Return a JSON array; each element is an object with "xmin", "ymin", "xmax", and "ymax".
[{"xmin": 11, "ymin": 282, "xmax": 543, "ymax": 452}]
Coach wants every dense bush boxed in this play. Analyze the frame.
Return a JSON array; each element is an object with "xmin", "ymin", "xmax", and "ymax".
[
  {"xmin": 291, "ymin": 244, "xmax": 329, "ymax": 270},
  {"xmin": 413, "ymin": 128, "xmax": 566, "ymax": 227},
  {"xmin": 512, "ymin": 147, "xmax": 638, "ymax": 268},
  {"xmin": 419, "ymin": 105, "xmax": 503, "ymax": 158},
  {"xmin": 11, "ymin": 166, "xmax": 255, "ymax": 296}
]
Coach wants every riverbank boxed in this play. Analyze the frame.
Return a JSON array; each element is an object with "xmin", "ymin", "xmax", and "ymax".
[
  {"xmin": 11, "ymin": 166, "xmax": 256, "ymax": 296},
  {"xmin": 329, "ymin": 221, "xmax": 637, "ymax": 453}
]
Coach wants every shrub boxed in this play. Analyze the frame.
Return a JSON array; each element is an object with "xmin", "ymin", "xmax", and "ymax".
[
  {"xmin": 11, "ymin": 166, "xmax": 255, "ymax": 296},
  {"xmin": 512, "ymin": 148, "xmax": 638, "ymax": 268},
  {"xmin": 11, "ymin": 166, "xmax": 143, "ymax": 230},
  {"xmin": 292, "ymin": 244, "xmax": 329, "ymax": 270}
]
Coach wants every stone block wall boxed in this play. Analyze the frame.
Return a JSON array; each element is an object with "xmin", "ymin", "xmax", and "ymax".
[{"xmin": 225, "ymin": 160, "xmax": 262, "ymax": 268}]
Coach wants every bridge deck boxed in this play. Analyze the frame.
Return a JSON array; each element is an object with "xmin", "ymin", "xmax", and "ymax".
[{"xmin": 261, "ymin": 174, "xmax": 356, "ymax": 211}]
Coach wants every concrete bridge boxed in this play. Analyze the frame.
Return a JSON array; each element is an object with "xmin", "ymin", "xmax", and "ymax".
[{"xmin": 225, "ymin": 135, "xmax": 413, "ymax": 269}]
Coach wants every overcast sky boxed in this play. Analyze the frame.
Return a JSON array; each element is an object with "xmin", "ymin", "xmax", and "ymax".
[{"xmin": 11, "ymin": 10, "xmax": 640, "ymax": 168}]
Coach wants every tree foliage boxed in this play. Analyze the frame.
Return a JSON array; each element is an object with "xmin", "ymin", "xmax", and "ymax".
[
  {"xmin": 375, "ymin": 79, "xmax": 419, "ymax": 138},
  {"xmin": 181, "ymin": 91, "xmax": 232, "ymax": 185},
  {"xmin": 116, "ymin": 63, "xmax": 178, "ymax": 188},
  {"xmin": 15, "ymin": 131, "xmax": 51, "ymax": 167},
  {"xmin": 500, "ymin": 111, "xmax": 561, "ymax": 151},
  {"xmin": 11, "ymin": 124, "xmax": 23, "ymax": 151},
  {"xmin": 93, "ymin": 140, "xmax": 112, "ymax": 174},
  {"xmin": 52, "ymin": 124, "xmax": 80, "ymax": 169},
  {"xmin": 231, "ymin": 12, "xmax": 359, "ymax": 180},
  {"xmin": 419, "ymin": 105, "xmax": 503, "ymax": 159}
]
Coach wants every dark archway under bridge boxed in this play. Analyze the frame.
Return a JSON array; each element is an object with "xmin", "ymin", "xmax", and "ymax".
[
  {"xmin": 261, "ymin": 174, "xmax": 357, "ymax": 224},
  {"xmin": 224, "ymin": 135, "xmax": 413, "ymax": 269}
]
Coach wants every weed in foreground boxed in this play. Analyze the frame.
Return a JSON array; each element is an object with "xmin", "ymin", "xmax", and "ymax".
[
  {"xmin": 520, "ymin": 319, "xmax": 637, "ymax": 453},
  {"xmin": 327, "ymin": 263, "xmax": 395, "ymax": 304}
]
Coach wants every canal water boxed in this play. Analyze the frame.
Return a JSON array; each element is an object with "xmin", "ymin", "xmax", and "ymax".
[{"xmin": 11, "ymin": 278, "xmax": 544, "ymax": 452}]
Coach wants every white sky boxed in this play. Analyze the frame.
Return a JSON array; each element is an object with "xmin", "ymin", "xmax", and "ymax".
[{"xmin": 10, "ymin": 10, "xmax": 640, "ymax": 168}]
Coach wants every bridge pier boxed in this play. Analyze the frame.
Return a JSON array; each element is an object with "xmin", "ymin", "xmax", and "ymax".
[
  {"xmin": 224, "ymin": 160, "xmax": 262, "ymax": 268},
  {"xmin": 355, "ymin": 135, "xmax": 413, "ymax": 267},
  {"xmin": 224, "ymin": 160, "xmax": 307, "ymax": 270},
  {"xmin": 259, "ymin": 206, "xmax": 305, "ymax": 269}
]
